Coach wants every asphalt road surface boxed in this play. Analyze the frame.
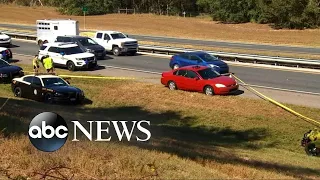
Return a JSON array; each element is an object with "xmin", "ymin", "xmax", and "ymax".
[
  {"xmin": 10, "ymin": 40, "xmax": 320, "ymax": 94},
  {"xmin": 1, "ymin": 23, "xmax": 320, "ymax": 55}
]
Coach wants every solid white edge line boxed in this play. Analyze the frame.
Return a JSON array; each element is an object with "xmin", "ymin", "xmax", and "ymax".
[
  {"xmin": 239, "ymin": 83, "xmax": 320, "ymax": 96},
  {"xmin": 11, "ymin": 39, "xmax": 320, "ymax": 74},
  {"xmin": 11, "ymin": 54, "xmax": 320, "ymax": 96}
]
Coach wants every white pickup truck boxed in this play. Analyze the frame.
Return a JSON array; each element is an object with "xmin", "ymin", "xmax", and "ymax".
[{"xmin": 92, "ymin": 31, "xmax": 138, "ymax": 56}]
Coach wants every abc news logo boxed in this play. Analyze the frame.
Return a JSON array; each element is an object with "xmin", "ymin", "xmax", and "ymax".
[{"xmin": 28, "ymin": 112, "xmax": 151, "ymax": 152}]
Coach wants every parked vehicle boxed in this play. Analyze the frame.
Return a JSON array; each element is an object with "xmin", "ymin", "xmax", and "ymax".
[
  {"xmin": 36, "ymin": 19, "xmax": 80, "ymax": 46},
  {"xmin": 38, "ymin": 42, "xmax": 97, "ymax": 71},
  {"xmin": 92, "ymin": 31, "xmax": 138, "ymax": 56},
  {"xmin": 0, "ymin": 47, "xmax": 12, "ymax": 62},
  {"xmin": 0, "ymin": 32, "xmax": 12, "ymax": 47},
  {"xmin": 0, "ymin": 58, "xmax": 24, "ymax": 83},
  {"xmin": 169, "ymin": 51, "xmax": 229, "ymax": 74},
  {"xmin": 55, "ymin": 35, "xmax": 106, "ymax": 59},
  {"xmin": 11, "ymin": 74, "xmax": 85, "ymax": 104},
  {"xmin": 161, "ymin": 65, "xmax": 238, "ymax": 95}
]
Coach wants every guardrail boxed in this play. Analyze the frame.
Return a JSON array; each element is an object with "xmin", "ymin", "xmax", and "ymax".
[{"xmin": 3, "ymin": 30, "xmax": 320, "ymax": 70}]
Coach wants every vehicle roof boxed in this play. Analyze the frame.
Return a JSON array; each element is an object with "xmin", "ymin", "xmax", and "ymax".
[
  {"xmin": 42, "ymin": 42, "xmax": 78, "ymax": 48},
  {"xmin": 37, "ymin": 19, "xmax": 77, "ymax": 22},
  {"xmin": 22, "ymin": 74, "xmax": 62, "ymax": 79},
  {"xmin": 176, "ymin": 65, "xmax": 209, "ymax": 71},
  {"xmin": 180, "ymin": 51, "xmax": 209, "ymax": 55},
  {"xmin": 97, "ymin": 31, "xmax": 122, "ymax": 34},
  {"xmin": 57, "ymin": 35, "xmax": 90, "ymax": 39}
]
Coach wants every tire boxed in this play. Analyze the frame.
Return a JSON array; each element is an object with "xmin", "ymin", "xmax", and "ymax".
[
  {"xmin": 305, "ymin": 143, "xmax": 318, "ymax": 156},
  {"xmin": 44, "ymin": 93, "xmax": 54, "ymax": 104},
  {"xmin": 67, "ymin": 61, "xmax": 76, "ymax": 71},
  {"xmin": 128, "ymin": 51, "xmax": 137, "ymax": 56},
  {"xmin": 204, "ymin": 85, "xmax": 214, "ymax": 96},
  {"xmin": 112, "ymin": 46, "xmax": 120, "ymax": 56},
  {"xmin": 13, "ymin": 87, "xmax": 22, "ymax": 97},
  {"xmin": 173, "ymin": 64, "xmax": 179, "ymax": 70},
  {"xmin": 168, "ymin": 81, "xmax": 177, "ymax": 90}
]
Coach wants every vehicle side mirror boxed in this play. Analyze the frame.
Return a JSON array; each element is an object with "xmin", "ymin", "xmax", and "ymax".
[
  {"xmin": 126, "ymin": 34, "xmax": 129, "ymax": 38},
  {"xmin": 195, "ymin": 77, "xmax": 200, "ymax": 80},
  {"xmin": 60, "ymin": 52, "xmax": 65, "ymax": 56}
]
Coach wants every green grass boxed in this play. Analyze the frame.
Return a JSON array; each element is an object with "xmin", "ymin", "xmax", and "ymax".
[{"xmin": 0, "ymin": 65, "xmax": 320, "ymax": 179}]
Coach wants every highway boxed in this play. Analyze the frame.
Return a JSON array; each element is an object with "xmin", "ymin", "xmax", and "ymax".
[
  {"xmin": 1, "ymin": 23, "xmax": 320, "ymax": 55},
  {"xmin": 10, "ymin": 40, "xmax": 320, "ymax": 94}
]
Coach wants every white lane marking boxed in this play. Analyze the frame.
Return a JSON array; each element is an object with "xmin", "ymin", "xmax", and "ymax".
[
  {"xmin": 239, "ymin": 83, "xmax": 320, "ymax": 96},
  {"xmin": 11, "ymin": 52, "xmax": 320, "ymax": 96},
  {"xmin": 10, "ymin": 39, "xmax": 320, "ymax": 74}
]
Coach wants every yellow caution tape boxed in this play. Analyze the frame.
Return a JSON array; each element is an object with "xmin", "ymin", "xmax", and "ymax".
[
  {"xmin": 24, "ymin": 71, "xmax": 136, "ymax": 80},
  {"xmin": 232, "ymin": 74, "xmax": 320, "ymax": 127}
]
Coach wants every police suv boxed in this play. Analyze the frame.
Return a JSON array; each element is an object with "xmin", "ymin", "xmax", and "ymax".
[
  {"xmin": 38, "ymin": 42, "xmax": 97, "ymax": 71},
  {"xmin": 12, "ymin": 74, "xmax": 85, "ymax": 104}
]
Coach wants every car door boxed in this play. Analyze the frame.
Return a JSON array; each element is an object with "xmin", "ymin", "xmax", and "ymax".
[
  {"xmin": 174, "ymin": 69, "xmax": 188, "ymax": 90},
  {"xmin": 47, "ymin": 46, "xmax": 63, "ymax": 66},
  {"xmin": 103, "ymin": 33, "xmax": 112, "ymax": 51},
  {"xmin": 177, "ymin": 53, "xmax": 191, "ymax": 67},
  {"xmin": 183, "ymin": 70, "xmax": 202, "ymax": 91},
  {"xmin": 188, "ymin": 55, "xmax": 203, "ymax": 66},
  {"xmin": 20, "ymin": 76, "xmax": 33, "ymax": 98},
  {"xmin": 94, "ymin": 32, "xmax": 104, "ymax": 45},
  {"xmin": 30, "ymin": 77, "xmax": 44, "ymax": 101}
]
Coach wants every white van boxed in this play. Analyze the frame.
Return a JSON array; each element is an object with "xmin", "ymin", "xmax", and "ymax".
[{"xmin": 36, "ymin": 19, "xmax": 79, "ymax": 46}]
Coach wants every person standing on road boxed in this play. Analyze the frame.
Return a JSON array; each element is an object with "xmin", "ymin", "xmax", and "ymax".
[
  {"xmin": 32, "ymin": 55, "xmax": 40, "ymax": 74},
  {"xmin": 43, "ymin": 55, "xmax": 55, "ymax": 74}
]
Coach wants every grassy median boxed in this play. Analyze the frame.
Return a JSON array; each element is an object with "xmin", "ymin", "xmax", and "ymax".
[{"xmin": 0, "ymin": 65, "xmax": 320, "ymax": 179}]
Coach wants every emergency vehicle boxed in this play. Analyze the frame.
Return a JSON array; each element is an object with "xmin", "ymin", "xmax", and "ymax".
[{"xmin": 36, "ymin": 19, "xmax": 79, "ymax": 46}]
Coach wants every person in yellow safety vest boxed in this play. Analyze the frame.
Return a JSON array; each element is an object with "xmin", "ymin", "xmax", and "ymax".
[
  {"xmin": 32, "ymin": 55, "xmax": 40, "ymax": 74},
  {"xmin": 43, "ymin": 55, "xmax": 55, "ymax": 74}
]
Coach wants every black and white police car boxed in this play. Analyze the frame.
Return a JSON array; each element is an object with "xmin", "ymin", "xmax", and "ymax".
[{"xmin": 11, "ymin": 74, "xmax": 85, "ymax": 104}]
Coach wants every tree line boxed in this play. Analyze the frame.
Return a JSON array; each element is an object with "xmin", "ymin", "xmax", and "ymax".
[{"xmin": 1, "ymin": 0, "xmax": 320, "ymax": 29}]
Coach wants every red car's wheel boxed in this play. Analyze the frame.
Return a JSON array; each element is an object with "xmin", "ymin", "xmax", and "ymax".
[
  {"xmin": 204, "ymin": 85, "xmax": 214, "ymax": 96},
  {"xmin": 168, "ymin": 81, "xmax": 177, "ymax": 90}
]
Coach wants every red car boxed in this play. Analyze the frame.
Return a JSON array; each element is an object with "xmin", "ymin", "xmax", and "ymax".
[{"xmin": 161, "ymin": 65, "xmax": 239, "ymax": 95}]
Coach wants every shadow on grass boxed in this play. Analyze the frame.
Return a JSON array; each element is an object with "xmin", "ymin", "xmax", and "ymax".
[{"xmin": 0, "ymin": 97, "xmax": 319, "ymax": 178}]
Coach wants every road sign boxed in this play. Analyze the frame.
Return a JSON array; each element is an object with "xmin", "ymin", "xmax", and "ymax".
[{"xmin": 82, "ymin": 7, "xmax": 88, "ymax": 12}]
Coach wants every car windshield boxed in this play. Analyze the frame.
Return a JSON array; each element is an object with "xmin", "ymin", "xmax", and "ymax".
[
  {"xmin": 61, "ymin": 46, "xmax": 84, "ymax": 55},
  {"xmin": 42, "ymin": 78, "xmax": 68, "ymax": 87},
  {"xmin": 78, "ymin": 38, "xmax": 98, "ymax": 46},
  {"xmin": 198, "ymin": 53, "xmax": 219, "ymax": 62},
  {"xmin": 197, "ymin": 68, "xmax": 221, "ymax": 79},
  {"xmin": 0, "ymin": 59, "xmax": 9, "ymax": 67},
  {"xmin": 110, "ymin": 33, "xmax": 126, "ymax": 39}
]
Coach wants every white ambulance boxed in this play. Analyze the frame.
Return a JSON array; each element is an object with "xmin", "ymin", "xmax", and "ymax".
[{"xmin": 36, "ymin": 19, "xmax": 79, "ymax": 46}]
